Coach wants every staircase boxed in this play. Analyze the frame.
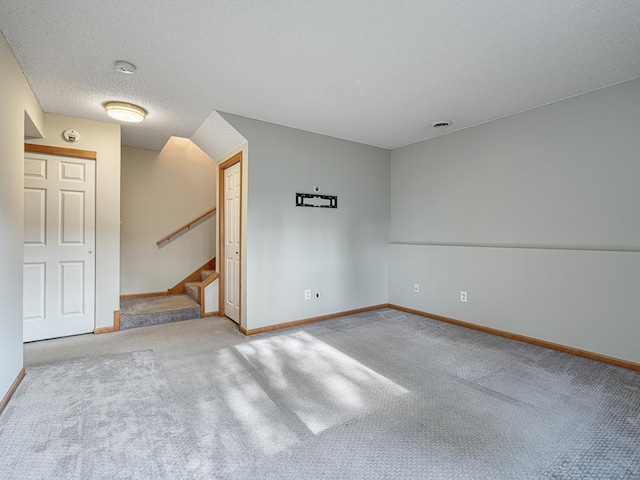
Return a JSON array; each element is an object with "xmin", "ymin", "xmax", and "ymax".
[
  {"xmin": 119, "ymin": 264, "xmax": 218, "ymax": 330},
  {"xmin": 184, "ymin": 269, "xmax": 216, "ymax": 305}
]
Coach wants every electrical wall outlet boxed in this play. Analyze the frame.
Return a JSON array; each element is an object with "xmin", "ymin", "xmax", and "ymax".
[
  {"xmin": 305, "ymin": 289, "xmax": 311, "ymax": 300},
  {"xmin": 414, "ymin": 283, "xmax": 420, "ymax": 293},
  {"xmin": 460, "ymin": 291, "xmax": 467, "ymax": 302}
]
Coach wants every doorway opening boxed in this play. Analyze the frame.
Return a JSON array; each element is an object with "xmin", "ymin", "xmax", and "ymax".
[
  {"xmin": 218, "ymin": 151, "xmax": 242, "ymax": 327},
  {"xmin": 23, "ymin": 144, "xmax": 97, "ymax": 341}
]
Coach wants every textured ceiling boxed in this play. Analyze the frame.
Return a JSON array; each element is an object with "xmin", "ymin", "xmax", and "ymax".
[{"xmin": 1, "ymin": 1, "xmax": 640, "ymax": 151}]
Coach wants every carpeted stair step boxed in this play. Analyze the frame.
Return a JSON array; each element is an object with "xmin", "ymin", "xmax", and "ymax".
[
  {"xmin": 200, "ymin": 269, "xmax": 216, "ymax": 281},
  {"xmin": 185, "ymin": 282, "xmax": 200, "ymax": 303},
  {"xmin": 119, "ymin": 294, "xmax": 201, "ymax": 330}
]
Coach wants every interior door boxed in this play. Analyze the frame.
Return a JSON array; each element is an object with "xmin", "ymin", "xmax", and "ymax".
[
  {"xmin": 23, "ymin": 152, "xmax": 96, "ymax": 342},
  {"xmin": 224, "ymin": 161, "xmax": 241, "ymax": 323}
]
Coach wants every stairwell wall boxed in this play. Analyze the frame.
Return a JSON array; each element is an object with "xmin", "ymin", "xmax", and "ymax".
[{"xmin": 120, "ymin": 138, "xmax": 217, "ymax": 295}]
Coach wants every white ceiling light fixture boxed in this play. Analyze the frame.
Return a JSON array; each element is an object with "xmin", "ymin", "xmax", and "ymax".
[{"xmin": 104, "ymin": 102, "xmax": 147, "ymax": 123}]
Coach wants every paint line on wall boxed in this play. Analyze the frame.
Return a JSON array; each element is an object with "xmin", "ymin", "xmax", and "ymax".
[{"xmin": 389, "ymin": 242, "xmax": 640, "ymax": 254}]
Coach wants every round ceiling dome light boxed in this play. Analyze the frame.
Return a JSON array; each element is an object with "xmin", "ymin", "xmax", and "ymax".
[
  {"xmin": 431, "ymin": 120, "xmax": 453, "ymax": 128},
  {"xmin": 104, "ymin": 102, "xmax": 146, "ymax": 123}
]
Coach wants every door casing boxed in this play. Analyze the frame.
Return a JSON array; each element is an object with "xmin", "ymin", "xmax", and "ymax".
[
  {"xmin": 218, "ymin": 151, "xmax": 243, "ymax": 327},
  {"xmin": 23, "ymin": 144, "xmax": 97, "ymax": 341}
]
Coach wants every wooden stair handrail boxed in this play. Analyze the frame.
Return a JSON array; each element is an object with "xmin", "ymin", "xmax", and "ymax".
[{"xmin": 156, "ymin": 208, "xmax": 216, "ymax": 246}]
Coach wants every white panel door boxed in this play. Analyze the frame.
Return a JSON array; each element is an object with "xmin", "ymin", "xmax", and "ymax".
[
  {"xmin": 224, "ymin": 161, "xmax": 241, "ymax": 323},
  {"xmin": 23, "ymin": 152, "xmax": 96, "ymax": 342}
]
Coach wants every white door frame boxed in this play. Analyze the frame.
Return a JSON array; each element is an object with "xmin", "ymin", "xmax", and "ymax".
[{"xmin": 218, "ymin": 151, "xmax": 243, "ymax": 328}]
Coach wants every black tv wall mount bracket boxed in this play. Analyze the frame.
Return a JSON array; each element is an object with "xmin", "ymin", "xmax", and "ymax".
[{"xmin": 295, "ymin": 193, "xmax": 338, "ymax": 209}]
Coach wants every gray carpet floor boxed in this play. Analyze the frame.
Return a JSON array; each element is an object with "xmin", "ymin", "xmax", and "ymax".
[{"xmin": 1, "ymin": 308, "xmax": 639, "ymax": 479}]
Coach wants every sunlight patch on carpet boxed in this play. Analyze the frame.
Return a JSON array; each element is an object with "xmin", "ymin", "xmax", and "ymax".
[
  {"xmin": 235, "ymin": 331, "xmax": 409, "ymax": 434},
  {"xmin": 199, "ymin": 348, "xmax": 300, "ymax": 456}
]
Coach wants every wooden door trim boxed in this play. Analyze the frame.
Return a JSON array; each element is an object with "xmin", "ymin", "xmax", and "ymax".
[
  {"xmin": 218, "ymin": 152, "xmax": 243, "ymax": 327},
  {"xmin": 25, "ymin": 143, "xmax": 97, "ymax": 160}
]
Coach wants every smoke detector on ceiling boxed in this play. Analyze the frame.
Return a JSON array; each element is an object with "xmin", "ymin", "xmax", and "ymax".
[
  {"xmin": 115, "ymin": 61, "xmax": 136, "ymax": 75},
  {"xmin": 431, "ymin": 121, "xmax": 453, "ymax": 128}
]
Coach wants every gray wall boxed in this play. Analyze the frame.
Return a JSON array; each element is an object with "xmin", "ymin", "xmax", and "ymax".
[
  {"xmin": 0, "ymin": 33, "xmax": 43, "ymax": 400},
  {"xmin": 390, "ymin": 78, "xmax": 640, "ymax": 363},
  {"xmin": 222, "ymin": 114, "xmax": 390, "ymax": 330}
]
